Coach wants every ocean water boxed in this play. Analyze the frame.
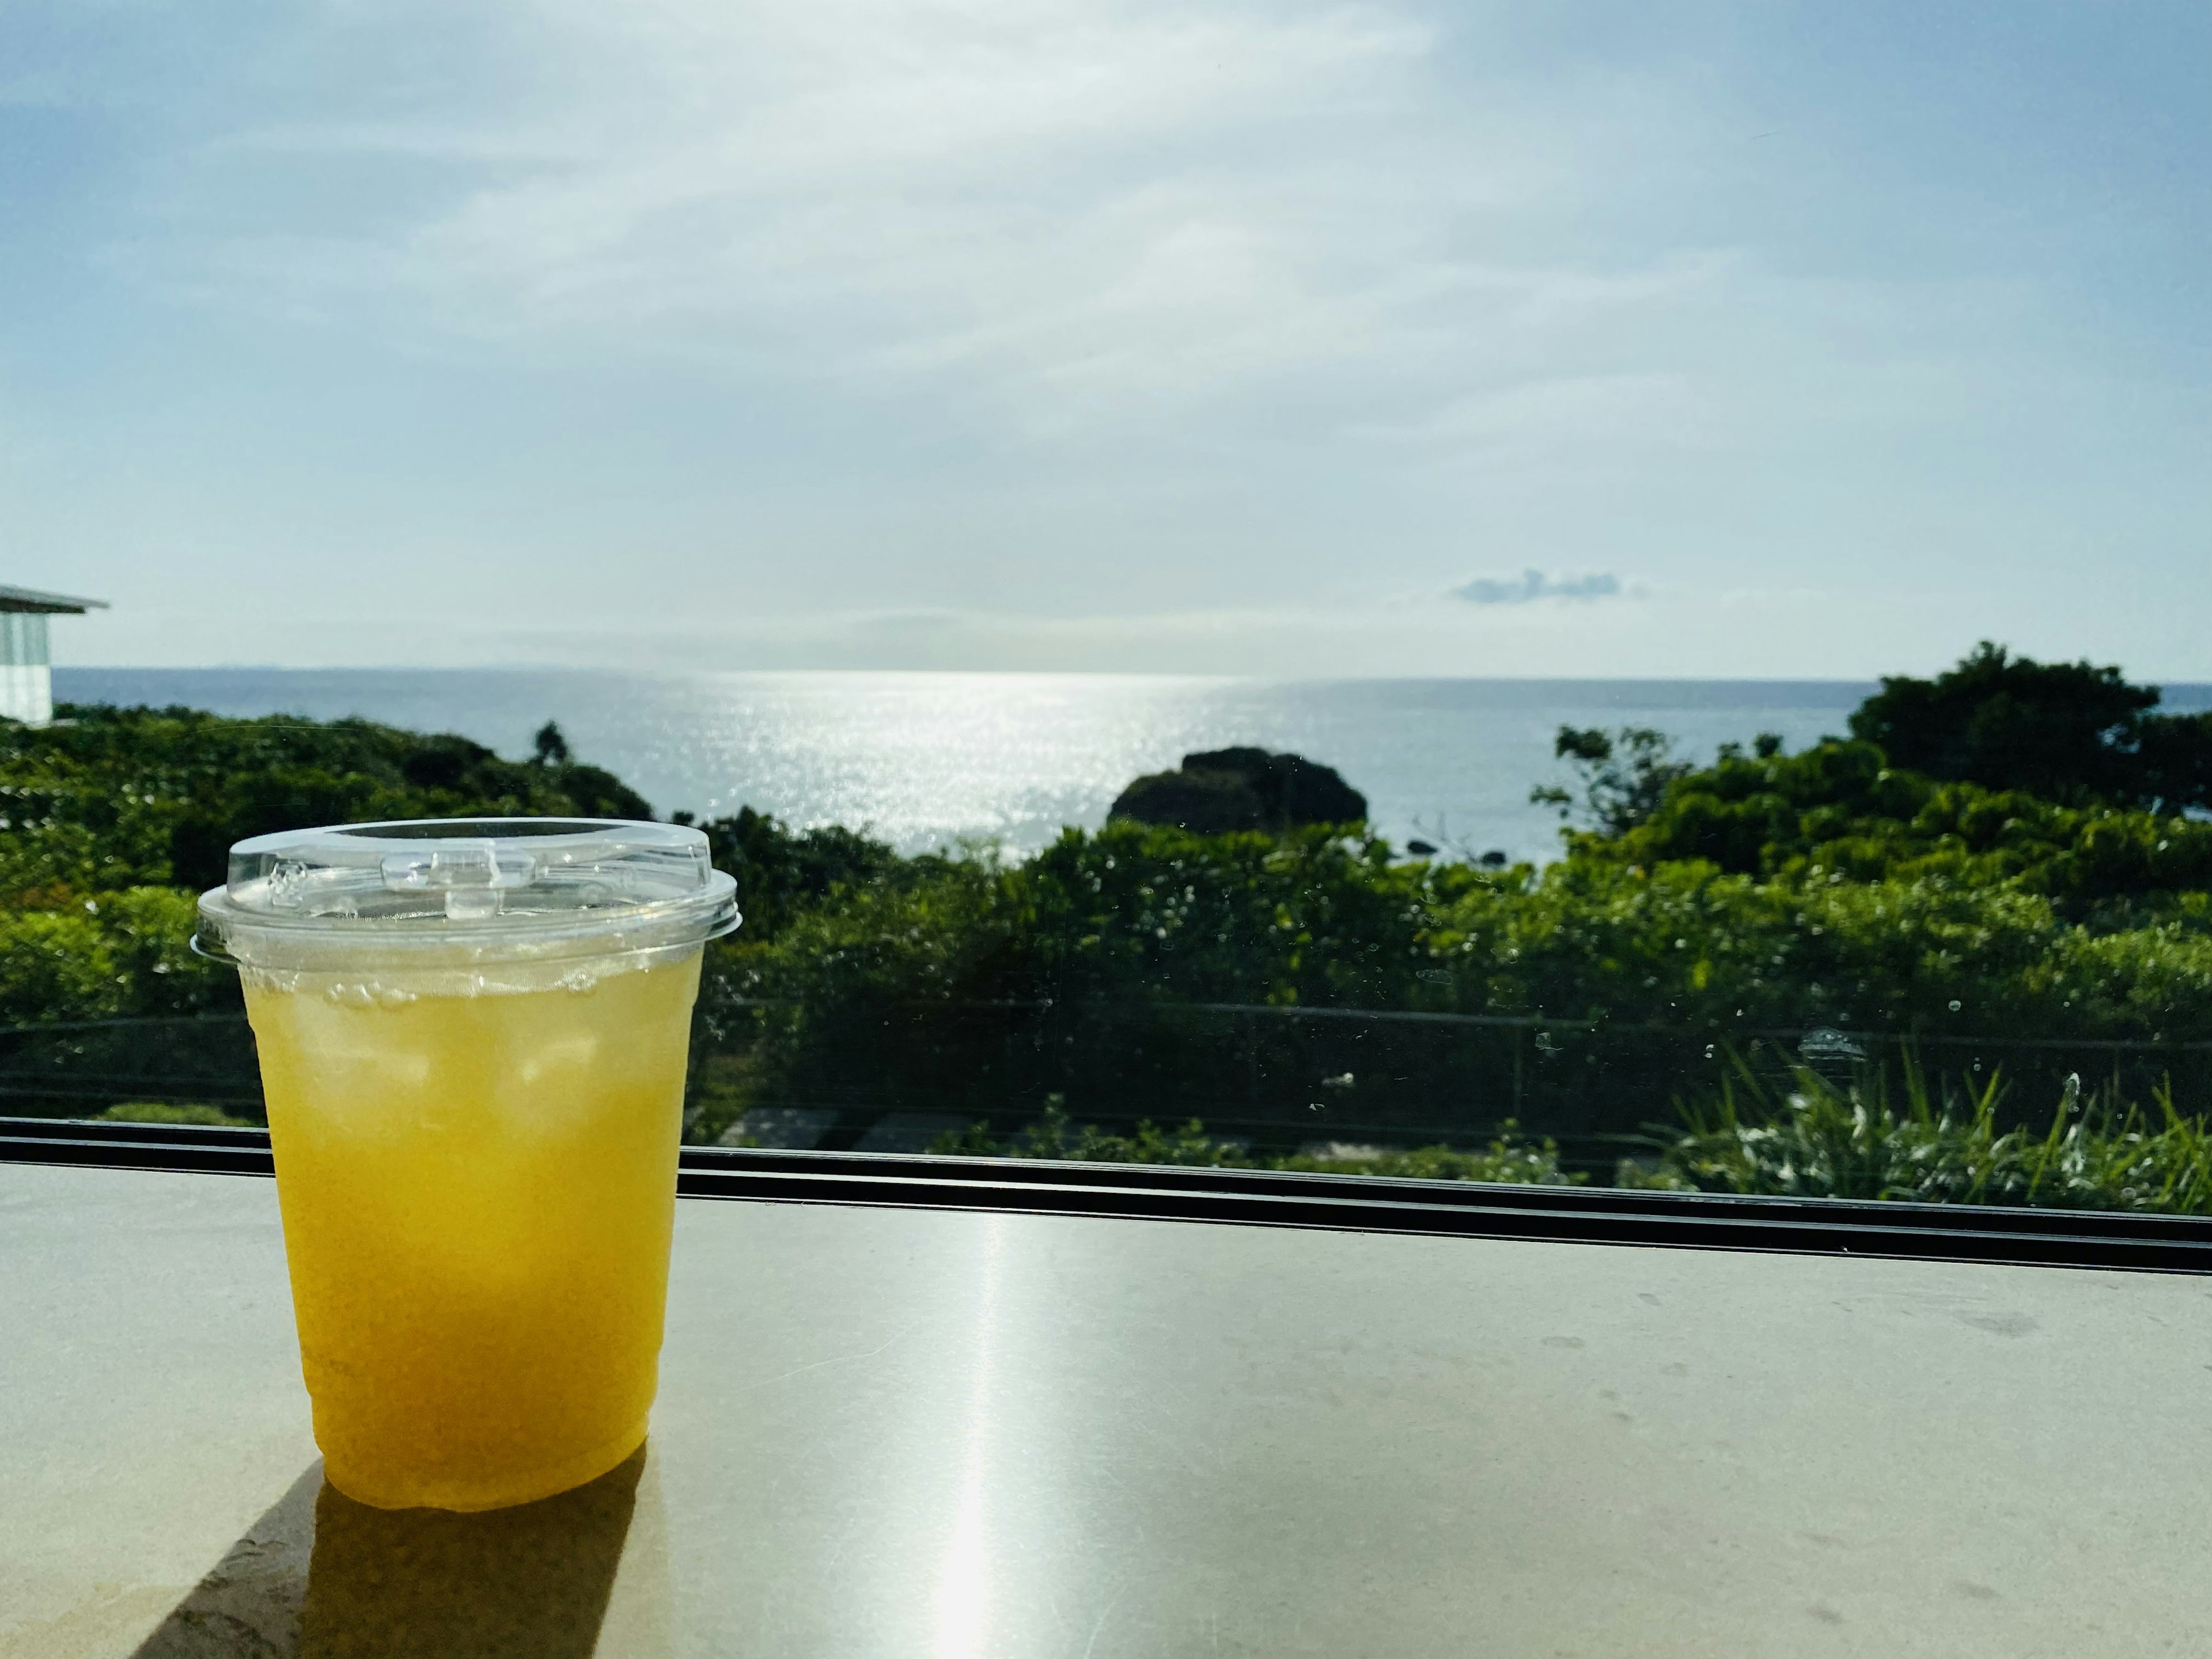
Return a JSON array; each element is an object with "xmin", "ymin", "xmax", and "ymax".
[{"xmin": 58, "ymin": 669, "xmax": 2207, "ymax": 863}]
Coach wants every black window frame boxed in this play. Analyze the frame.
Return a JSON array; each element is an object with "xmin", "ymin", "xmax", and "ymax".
[{"xmin": 7, "ymin": 1115, "xmax": 2212, "ymax": 1275}]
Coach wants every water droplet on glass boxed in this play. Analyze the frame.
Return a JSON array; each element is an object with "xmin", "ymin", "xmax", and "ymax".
[
  {"xmin": 1949, "ymin": 1000, "xmax": 1963, "ymax": 1013},
  {"xmin": 1798, "ymin": 1027, "xmax": 1865, "ymax": 1062},
  {"xmin": 1703, "ymin": 1044, "xmax": 1717, "ymax": 1060}
]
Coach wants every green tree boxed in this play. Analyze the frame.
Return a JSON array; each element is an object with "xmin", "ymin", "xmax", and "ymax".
[
  {"xmin": 531, "ymin": 721, "xmax": 573, "ymax": 765},
  {"xmin": 9, "ymin": 703, "xmax": 652, "ymax": 893},
  {"xmin": 1530, "ymin": 725, "xmax": 1692, "ymax": 835},
  {"xmin": 1, "ymin": 704, "xmax": 657, "ymax": 1025},
  {"xmin": 1849, "ymin": 641, "xmax": 2212, "ymax": 812},
  {"xmin": 679, "ymin": 806, "xmax": 902, "ymax": 945}
]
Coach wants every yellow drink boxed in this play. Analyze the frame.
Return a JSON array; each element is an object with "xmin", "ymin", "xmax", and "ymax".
[{"xmin": 245, "ymin": 948, "xmax": 702, "ymax": 1512}]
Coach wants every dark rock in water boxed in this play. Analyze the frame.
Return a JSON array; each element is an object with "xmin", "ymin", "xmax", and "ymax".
[
  {"xmin": 1108, "ymin": 767, "xmax": 1268, "ymax": 834},
  {"xmin": 1109, "ymin": 747, "xmax": 1367, "ymax": 833},
  {"xmin": 1181, "ymin": 747, "xmax": 1368, "ymax": 827},
  {"xmin": 1405, "ymin": 839, "xmax": 1438, "ymax": 857}
]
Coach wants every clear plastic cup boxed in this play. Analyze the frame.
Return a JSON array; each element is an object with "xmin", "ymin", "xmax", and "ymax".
[{"xmin": 195, "ymin": 819, "xmax": 738, "ymax": 1512}]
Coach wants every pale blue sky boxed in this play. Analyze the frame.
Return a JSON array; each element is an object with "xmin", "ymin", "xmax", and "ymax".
[{"xmin": 4, "ymin": 2, "xmax": 2208, "ymax": 676}]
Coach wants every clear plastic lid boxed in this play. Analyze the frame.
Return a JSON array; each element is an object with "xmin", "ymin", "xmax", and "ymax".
[{"xmin": 195, "ymin": 818, "xmax": 740, "ymax": 967}]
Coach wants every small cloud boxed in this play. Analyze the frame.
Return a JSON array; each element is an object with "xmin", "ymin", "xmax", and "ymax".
[{"xmin": 1451, "ymin": 569, "xmax": 1623, "ymax": 605}]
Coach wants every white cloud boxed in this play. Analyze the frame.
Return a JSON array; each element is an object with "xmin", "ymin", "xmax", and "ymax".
[
  {"xmin": 138, "ymin": 0, "xmax": 1738, "ymax": 434},
  {"xmin": 1452, "ymin": 570, "xmax": 1623, "ymax": 605}
]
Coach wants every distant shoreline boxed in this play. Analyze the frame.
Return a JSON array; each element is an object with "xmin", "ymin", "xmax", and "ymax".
[
  {"xmin": 43, "ymin": 669, "xmax": 2212, "ymax": 862},
  {"xmin": 56, "ymin": 664, "xmax": 2212, "ymax": 702},
  {"xmin": 66, "ymin": 665, "xmax": 1885, "ymax": 685}
]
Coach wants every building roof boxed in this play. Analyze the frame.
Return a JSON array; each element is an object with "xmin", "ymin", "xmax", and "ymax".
[{"xmin": 0, "ymin": 585, "xmax": 109, "ymax": 615}]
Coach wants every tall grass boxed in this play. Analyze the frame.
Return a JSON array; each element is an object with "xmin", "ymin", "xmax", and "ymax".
[
  {"xmin": 1646, "ymin": 1050, "xmax": 2212, "ymax": 1214},
  {"xmin": 927, "ymin": 1063, "xmax": 2212, "ymax": 1215}
]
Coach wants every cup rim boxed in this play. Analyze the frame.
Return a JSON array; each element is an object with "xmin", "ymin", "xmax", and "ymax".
[{"xmin": 194, "ymin": 816, "xmax": 740, "ymax": 961}]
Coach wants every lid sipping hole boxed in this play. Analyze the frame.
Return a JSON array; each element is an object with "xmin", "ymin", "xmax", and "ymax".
[{"xmin": 380, "ymin": 844, "xmax": 537, "ymax": 893}]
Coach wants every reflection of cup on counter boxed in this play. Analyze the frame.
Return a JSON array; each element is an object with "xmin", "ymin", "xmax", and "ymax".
[{"xmin": 197, "ymin": 819, "xmax": 738, "ymax": 1512}]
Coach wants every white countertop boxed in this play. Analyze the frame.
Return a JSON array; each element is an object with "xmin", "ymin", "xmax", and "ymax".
[{"xmin": 3, "ymin": 1161, "xmax": 2209, "ymax": 1657}]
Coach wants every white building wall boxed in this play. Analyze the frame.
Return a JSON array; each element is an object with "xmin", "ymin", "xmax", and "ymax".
[{"xmin": 1, "ymin": 611, "xmax": 54, "ymax": 725}]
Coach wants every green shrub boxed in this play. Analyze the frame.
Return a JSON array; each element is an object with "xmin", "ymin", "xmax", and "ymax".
[
  {"xmin": 1268, "ymin": 1125, "xmax": 1581, "ymax": 1185},
  {"xmin": 681, "ymin": 805, "xmax": 901, "ymax": 944},
  {"xmin": 931, "ymin": 1100, "xmax": 1258, "ymax": 1166},
  {"xmin": 1652, "ymin": 1052, "xmax": 2212, "ymax": 1213},
  {"xmin": 0, "ymin": 905, "xmax": 128, "ymax": 1023},
  {"xmin": 931, "ymin": 1099, "xmax": 1579, "ymax": 1184},
  {"xmin": 1, "ymin": 704, "xmax": 650, "ymax": 1025},
  {"xmin": 7, "ymin": 703, "xmax": 652, "ymax": 895},
  {"xmin": 1581, "ymin": 737, "xmax": 2212, "ymax": 912}
]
